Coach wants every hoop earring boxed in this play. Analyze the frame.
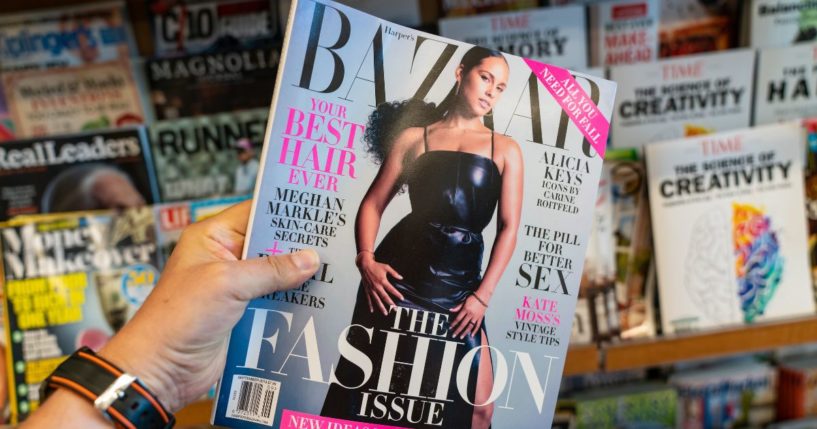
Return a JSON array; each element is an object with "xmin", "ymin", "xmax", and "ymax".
[{"xmin": 454, "ymin": 82, "xmax": 461, "ymax": 96}]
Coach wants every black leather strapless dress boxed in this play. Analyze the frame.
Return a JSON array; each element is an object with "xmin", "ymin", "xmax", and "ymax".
[{"xmin": 321, "ymin": 133, "xmax": 501, "ymax": 428}]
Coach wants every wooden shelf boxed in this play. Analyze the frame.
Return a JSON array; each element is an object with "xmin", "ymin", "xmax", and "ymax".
[
  {"xmin": 175, "ymin": 399, "xmax": 216, "ymax": 428},
  {"xmin": 564, "ymin": 344, "xmax": 599, "ymax": 376},
  {"xmin": 604, "ymin": 316, "xmax": 817, "ymax": 372}
]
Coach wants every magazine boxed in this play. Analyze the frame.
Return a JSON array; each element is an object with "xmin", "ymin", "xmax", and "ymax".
[
  {"xmin": 1, "ymin": 60, "xmax": 146, "ymax": 138},
  {"xmin": 672, "ymin": 360, "xmax": 777, "ymax": 427},
  {"xmin": 154, "ymin": 201, "xmax": 192, "ymax": 265},
  {"xmin": 646, "ymin": 122, "xmax": 814, "ymax": 334},
  {"xmin": 148, "ymin": 108, "xmax": 268, "ymax": 202},
  {"xmin": 439, "ymin": 5, "xmax": 589, "ymax": 70},
  {"xmin": 607, "ymin": 149, "xmax": 655, "ymax": 339},
  {"xmin": 806, "ymin": 119, "xmax": 817, "ymax": 307},
  {"xmin": 153, "ymin": 195, "xmax": 252, "ymax": 265},
  {"xmin": 148, "ymin": 0, "xmax": 280, "ymax": 56},
  {"xmin": 588, "ymin": 0, "xmax": 660, "ymax": 67},
  {"xmin": 334, "ymin": 0, "xmax": 426, "ymax": 28},
  {"xmin": 754, "ymin": 42, "xmax": 817, "ymax": 125},
  {"xmin": 0, "ymin": 1, "xmax": 137, "ymax": 71},
  {"xmin": 212, "ymin": 0, "xmax": 617, "ymax": 428},
  {"xmin": 749, "ymin": 0, "xmax": 817, "ymax": 48},
  {"xmin": 145, "ymin": 45, "xmax": 280, "ymax": 120},
  {"xmin": 658, "ymin": 0, "xmax": 739, "ymax": 58},
  {"xmin": 0, "ymin": 207, "xmax": 161, "ymax": 422},
  {"xmin": 572, "ymin": 383, "xmax": 677, "ymax": 428},
  {"xmin": 441, "ymin": 0, "xmax": 539, "ymax": 17},
  {"xmin": 190, "ymin": 194, "xmax": 252, "ymax": 222},
  {"xmin": 0, "ymin": 82, "xmax": 14, "ymax": 142},
  {"xmin": 0, "ymin": 128, "xmax": 158, "ymax": 221},
  {"xmin": 610, "ymin": 49, "xmax": 755, "ymax": 149}
]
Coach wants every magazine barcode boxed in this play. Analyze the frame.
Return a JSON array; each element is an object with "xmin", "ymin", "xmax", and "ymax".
[{"xmin": 225, "ymin": 375, "xmax": 279, "ymax": 426}]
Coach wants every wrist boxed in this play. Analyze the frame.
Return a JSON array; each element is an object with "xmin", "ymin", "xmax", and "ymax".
[
  {"xmin": 99, "ymin": 330, "xmax": 180, "ymax": 411},
  {"xmin": 471, "ymin": 291, "xmax": 489, "ymax": 308},
  {"xmin": 355, "ymin": 249, "xmax": 375, "ymax": 267},
  {"xmin": 40, "ymin": 346, "xmax": 175, "ymax": 428}
]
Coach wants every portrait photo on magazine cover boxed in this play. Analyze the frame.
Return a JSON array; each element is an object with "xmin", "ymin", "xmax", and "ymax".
[{"xmin": 320, "ymin": 45, "xmax": 524, "ymax": 429}]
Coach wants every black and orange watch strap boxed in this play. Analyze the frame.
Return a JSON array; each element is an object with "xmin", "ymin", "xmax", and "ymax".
[{"xmin": 41, "ymin": 347, "xmax": 175, "ymax": 429}]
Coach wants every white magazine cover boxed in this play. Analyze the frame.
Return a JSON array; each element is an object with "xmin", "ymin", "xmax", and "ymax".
[
  {"xmin": 589, "ymin": 0, "xmax": 659, "ymax": 67},
  {"xmin": 610, "ymin": 49, "xmax": 755, "ymax": 149},
  {"xmin": 749, "ymin": 0, "xmax": 817, "ymax": 48},
  {"xmin": 646, "ymin": 122, "xmax": 814, "ymax": 334},
  {"xmin": 754, "ymin": 42, "xmax": 817, "ymax": 125},
  {"xmin": 439, "ymin": 5, "xmax": 589, "ymax": 70},
  {"xmin": 212, "ymin": 0, "xmax": 617, "ymax": 428}
]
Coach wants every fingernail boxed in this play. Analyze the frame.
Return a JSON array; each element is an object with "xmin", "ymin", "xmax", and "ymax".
[{"xmin": 293, "ymin": 250, "xmax": 319, "ymax": 271}]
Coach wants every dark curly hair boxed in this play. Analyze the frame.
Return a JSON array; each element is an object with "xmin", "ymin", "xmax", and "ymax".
[{"xmin": 363, "ymin": 46, "xmax": 507, "ymax": 165}]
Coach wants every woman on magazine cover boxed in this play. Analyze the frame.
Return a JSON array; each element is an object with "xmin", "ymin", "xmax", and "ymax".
[{"xmin": 321, "ymin": 46, "xmax": 523, "ymax": 428}]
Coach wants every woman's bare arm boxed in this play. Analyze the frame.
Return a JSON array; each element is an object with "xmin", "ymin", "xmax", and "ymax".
[
  {"xmin": 355, "ymin": 127, "xmax": 423, "ymax": 314},
  {"xmin": 478, "ymin": 135, "xmax": 524, "ymax": 302},
  {"xmin": 451, "ymin": 135, "xmax": 523, "ymax": 337}
]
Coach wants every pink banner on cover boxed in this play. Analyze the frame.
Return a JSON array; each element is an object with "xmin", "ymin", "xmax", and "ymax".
[
  {"xmin": 523, "ymin": 59, "xmax": 610, "ymax": 158},
  {"xmin": 280, "ymin": 409, "xmax": 410, "ymax": 429}
]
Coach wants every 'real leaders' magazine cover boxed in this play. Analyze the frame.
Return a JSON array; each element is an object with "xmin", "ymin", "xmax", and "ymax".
[{"xmin": 212, "ymin": 0, "xmax": 617, "ymax": 428}]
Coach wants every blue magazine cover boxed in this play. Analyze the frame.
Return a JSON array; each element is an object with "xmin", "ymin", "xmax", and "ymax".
[{"xmin": 213, "ymin": 0, "xmax": 617, "ymax": 427}]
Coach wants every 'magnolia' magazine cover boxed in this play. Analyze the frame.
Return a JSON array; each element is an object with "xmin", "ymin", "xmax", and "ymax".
[{"xmin": 213, "ymin": 0, "xmax": 616, "ymax": 427}]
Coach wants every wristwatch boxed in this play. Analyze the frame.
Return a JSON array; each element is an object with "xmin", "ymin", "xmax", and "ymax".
[{"xmin": 41, "ymin": 347, "xmax": 175, "ymax": 429}]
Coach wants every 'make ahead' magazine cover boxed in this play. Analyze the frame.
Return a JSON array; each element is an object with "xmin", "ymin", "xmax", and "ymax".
[{"xmin": 213, "ymin": 0, "xmax": 617, "ymax": 428}]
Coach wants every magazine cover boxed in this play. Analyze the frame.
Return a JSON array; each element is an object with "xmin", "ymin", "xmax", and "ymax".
[
  {"xmin": 154, "ymin": 201, "xmax": 192, "ymax": 265},
  {"xmin": 212, "ymin": 0, "xmax": 617, "ymax": 428},
  {"xmin": 607, "ymin": 149, "xmax": 655, "ymax": 339},
  {"xmin": 336, "ymin": 0, "xmax": 426, "ymax": 28},
  {"xmin": 0, "ymin": 1, "xmax": 137, "ymax": 71},
  {"xmin": 149, "ymin": 108, "xmax": 268, "ymax": 202},
  {"xmin": 439, "ymin": 5, "xmax": 589, "ymax": 70},
  {"xmin": 0, "ymin": 82, "xmax": 14, "ymax": 142},
  {"xmin": 0, "ymin": 128, "xmax": 158, "ymax": 221},
  {"xmin": 0, "ymin": 207, "xmax": 160, "ymax": 422},
  {"xmin": 806, "ymin": 119, "xmax": 817, "ymax": 306},
  {"xmin": 190, "ymin": 194, "xmax": 252, "ymax": 222},
  {"xmin": 153, "ymin": 194, "xmax": 252, "ymax": 265},
  {"xmin": 441, "ymin": 0, "xmax": 539, "ymax": 17},
  {"xmin": 589, "ymin": 0, "xmax": 660, "ymax": 67},
  {"xmin": 672, "ymin": 360, "xmax": 777, "ymax": 428},
  {"xmin": 572, "ymin": 163, "xmax": 617, "ymax": 344},
  {"xmin": 149, "ymin": 0, "xmax": 279, "ymax": 56},
  {"xmin": 573, "ymin": 384, "xmax": 677, "ymax": 429},
  {"xmin": 610, "ymin": 49, "xmax": 755, "ymax": 149},
  {"xmin": 1, "ymin": 60, "xmax": 146, "ymax": 138},
  {"xmin": 145, "ymin": 45, "xmax": 280, "ymax": 120},
  {"xmin": 754, "ymin": 42, "xmax": 817, "ymax": 125},
  {"xmin": 778, "ymin": 357, "xmax": 817, "ymax": 420},
  {"xmin": 659, "ymin": 0, "xmax": 739, "ymax": 58},
  {"xmin": 646, "ymin": 122, "xmax": 814, "ymax": 334},
  {"xmin": 749, "ymin": 0, "xmax": 817, "ymax": 48}
]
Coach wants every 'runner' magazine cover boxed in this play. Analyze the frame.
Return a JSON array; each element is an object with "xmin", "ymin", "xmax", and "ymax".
[{"xmin": 213, "ymin": 0, "xmax": 617, "ymax": 427}]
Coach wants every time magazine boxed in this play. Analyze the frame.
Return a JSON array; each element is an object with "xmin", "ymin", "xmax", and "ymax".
[{"xmin": 213, "ymin": 0, "xmax": 616, "ymax": 428}]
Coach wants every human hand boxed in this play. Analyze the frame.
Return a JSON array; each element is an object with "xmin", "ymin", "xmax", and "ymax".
[
  {"xmin": 356, "ymin": 252, "xmax": 404, "ymax": 315},
  {"xmin": 450, "ymin": 294, "xmax": 488, "ymax": 339},
  {"xmin": 97, "ymin": 201, "xmax": 320, "ymax": 411}
]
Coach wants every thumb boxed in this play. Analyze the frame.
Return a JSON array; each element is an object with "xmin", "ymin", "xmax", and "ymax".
[{"xmin": 227, "ymin": 250, "xmax": 320, "ymax": 300}]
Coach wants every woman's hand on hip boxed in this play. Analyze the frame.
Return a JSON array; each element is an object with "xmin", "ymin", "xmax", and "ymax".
[{"xmin": 356, "ymin": 253, "xmax": 404, "ymax": 315}]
